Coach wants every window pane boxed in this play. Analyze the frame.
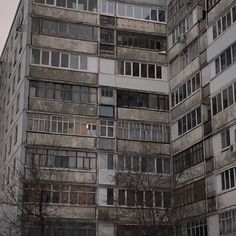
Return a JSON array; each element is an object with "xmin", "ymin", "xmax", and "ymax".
[
  {"xmin": 32, "ymin": 49, "xmax": 40, "ymax": 64},
  {"xmin": 148, "ymin": 64, "xmax": 155, "ymax": 78},
  {"xmin": 56, "ymin": 0, "xmax": 66, "ymax": 7},
  {"xmin": 42, "ymin": 51, "xmax": 49, "ymax": 65},
  {"xmin": 70, "ymin": 54, "xmax": 78, "ymax": 69},
  {"xmin": 133, "ymin": 62, "xmax": 139, "ymax": 77},
  {"xmin": 159, "ymin": 10, "xmax": 166, "ymax": 22},
  {"xmin": 141, "ymin": 64, "xmax": 147, "ymax": 77},
  {"xmin": 151, "ymin": 9, "xmax": 157, "ymax": 21},
  {"xmin": 61, "ymin": 53, "xmax": 69, "ymax": 68},
  {"xmin": 125, "ymin": 62, "xmax": 131, "ymax": 76},
  {"xmin": 126, "ymin": 4, "xmax": 133, "ymax": 17},
  {"xmin": 51, "ymin": 51, "xmax": 60, "ymax": 67},
  {"xmin": 67, "ymin": 0, "xmax": 77, "ymax": 9},
  {"xmin": 78, "ymin": 0, "xmax": 87, "ymax": 10},
  {"xmin": 88, "ymin": 0, "xmax": 97, "ymax": 12}
]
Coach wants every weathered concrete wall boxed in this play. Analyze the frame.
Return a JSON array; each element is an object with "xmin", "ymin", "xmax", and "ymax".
[
  {"xmin": 117, "ymin": 18, "xmax": 167, "ymax": 35},
  {"xmin": 118, "ymin": 108, "xmax": 169, "ymax": 123},
  {"xmin": 169, "ymin": 57, "xmax": 200, "ymax": 89},
  {"xmin": 32, "ymin": 34, "xmax": 98, "ymax": 55},
  {"xmin": 32, "ymin": 4, "xmax": 98, "ymax": 25},
  {"xmin": 171, "ymin": 126, "xmax": 203, "ymax": 154},
  {"xmin": 171, "ymin": 91, "xmax": 201, "ymax": 122},
  {"xmin": 27, "ymin": 132, "xmax": 97, "ymax": 149},
  {"xmin": 118, "ymin": 140, "xmax": 170, "ymax": 155},
  {"xmin": 117, "ymin": 47, "xmax": 167, "ymax": 64},
  {"xmin": 29, "ymin": 99, "xmax": 98, "ymax": 117},
  {"xmin": 30, "ymin": 66, "xmax": 98, "ymax": 85}
]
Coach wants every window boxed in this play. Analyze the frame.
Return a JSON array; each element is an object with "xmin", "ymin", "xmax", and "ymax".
[
  {"xmin": 41, "ymin": 19, "xmax": 95, "ymax": 41},
  {"xmin": 107, "ymin": 188, "xmax": 114, "ymax": 205},
  {"xmin": 212, "ymin": 83, "xmax": 236, "ymax": 116},
  {"xmin": 221, "ymin": 167, "xmax": 236, "ymax": 191},
  {"xmin": 116, "ymin": 3, "xmax": 166, "ymax": 23},
  {"xmin": 100, "ymin": 120, "xmax": 114, "ymax": 138},
  {"xmin": 28, "ymin": 113, "xmax": 97, "ymax": 136},
  {"xmin": 100, "ymin": 29, "xmax": 114, "ymax": 45},
  {"xmin": 215, "ymin": 42, "xmax": 236, "ymax": 75},
  {"xmin": 26, "ymin": 147, "xmax": 96, "ymax": 170},
  {"xmin": 34, "ymin": 0, "xmax": 97, "ymax": 12},
  {"xmin": 101, "ymin": 87, "xmax": 113, "ymax": 97},
  {"xmin": 117, "ymin": 154, "xmax": 170, "ymax": 174},
  {"xmin": 117, "ymin": 90, "xmax": 168, "ymax": 111},
  {"xmin": 24, "ymin": 182, "xmax": 96, "ymax": 205},
  {"xmin": 178, "ymin": 107, "xmax": 201, "ymax": 136},
  {"xmin": 100, "ymin": 0, "xmax": 114, "ymax": 15},
  {"xmin": 221, "ymin": 129, "xmax": 231, "ymax": 149},
  {"xmin": 117, "ymin": 121, "xmax": 170, "ymax": 143},
  {"xmin": 175, "ymin": 179, "xmax": 205, "ymax": 207},
  {"xmin": 173, "ymin": 142, "xmax": 203, "ymax": 173},
  {"xmin": 118, "ymin": 33, "xmax": 166, "ymax": 51},
  {"xmin": 169, "ymin": 11, "xmax": 193, "ymax": 46},
  {"xmin": 219, "ymin": 208, "xmax": 236, "ymax": 235},
  {"xmin": 29, "ymin": 81, "xmax": 97, "ymax": 104},
  {"xmin": 99, "ymin": 105, "xmax": 114, "ymax": 117},
  {"xmin": 116, "ymin": 189, "xmax": 171, "ymax": 208},
  {"xmin": 187, "ymin": 218, "xmax": 208, "ymax": 236},
  {"xmin": 31, "ymin": 48, "xmax": 89, "ymax": 72},
  {"xmin": 118, "ymin": 61, "xmax": 162, "ymax": 79},
  {"xmin": 171, "ymin": 73, "xmax": 201, "ymax": 107},
  {"xmin": 212, "ymin": 3, "xmax": 236, "ymax": 40}
]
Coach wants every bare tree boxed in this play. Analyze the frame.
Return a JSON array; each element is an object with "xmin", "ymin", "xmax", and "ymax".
[
  {"xmin": 0, "ymin": 154, "xmax": 63, "ymax": 236},
  {"xmin": 115, "ymin": 160, "xmax": 173, "ymax": 236}
]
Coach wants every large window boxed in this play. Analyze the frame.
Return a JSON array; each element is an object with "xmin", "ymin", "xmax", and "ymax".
[
  {"xmin": 117, "ymin": 33, "xmax": 166, "ymax": 51},
  {"xmin": 117, "ymin": 121, "xmax": 170, "ymax": 143},
  {"xmin": 118, "ymin": 61, "xmax": 162, "ymax": 79},
  {"xmin": 107, "ymin": 188, "xmax": 171, "ymax": 208},
  {"xmin": 171, "ymin": 72, "xmax": 201, "ymax": 108},
  {"xmin": 28, "ymin": 113, "xmax": 97, "ymax": 136},
  {"xmin": 24, "ymin": 182, "xmax": 96, "ymax": 205},
  {"xmin": 175, "ymin": 179, "xmax": 205, "ymax": 207},
  {"xmin": 117, "ymin": 154, "xmax": 170, "ymax": 174},
  {"xmin": 34, "ymin": 0, "xmax": 98, "ymax": 12},
  {"xmin": 116, "ymin": 2, "xmax": 166, "ymax": 23},
  {"xmin": 178, "ymin": 107, "xmax": 201, "ymax": 136},
  {"xmin": 40, "ymin": 19, "xmax": 95, "ymax": 41},
  {"xmin": 215, "ymin": 42, "xmax": 236, "ymax": 75},
  {"xmin": 117, "ymin": 90, "xmax": 169, "ymax": 111},
  {"xmin": 173, "ymin": 142, "xmax": 203, "ymax": 174},
  {"xmin": 212, "ymin": 82, "xmax": 236, "ymax": 116},
  {"xmin": 212, "ymin": 4, "xmax": 236, "ymax": 40},
  {"xmin": 221, "ymin": 167, "xmax": 236, "ymax": 191},
  {"xmin": 170, "ymin": 11, "xmax": 193, "ymax": 46},
  {"xmin": 31, "ymin": 48, "xmax": 89, "ymax": 71},
  {"xmin": 219, "ymin": 208, "xmax": 236, "ymax": 235},
  {"xmin": 29, "ymin": 80, "xmax": 97, "ymax": 104},
  {"xmin": 26, "ymin": 147, "xmax": 96, "ymax": 170}
]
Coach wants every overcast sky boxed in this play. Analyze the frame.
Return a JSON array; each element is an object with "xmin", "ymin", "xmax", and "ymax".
[{"xmin": 0, "ymin": 0, "xmax": 20, "ymax": 55}]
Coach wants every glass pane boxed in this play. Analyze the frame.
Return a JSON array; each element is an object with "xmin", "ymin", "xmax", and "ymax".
[
  {"xmin": 51, "ymin": 51, "xmax": 60, "ymax": 67},
  {"xmin": 67, "ymin": 0, "xmax": 77, "ymax": 9},
  {"xmin": 70, "ymin": 54, "xmax": 79, "ymax": 69},
  {"xmin": 78, "ymin": 0, "xmax": 87, "ymax": 10}
]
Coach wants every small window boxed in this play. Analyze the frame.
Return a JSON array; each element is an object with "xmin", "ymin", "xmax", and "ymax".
[
  {"xmin": 107, "ymin": 188, "xmax": 114, "ymax": 205},
  {"xmin": 221, "ymin": 129, "xmax": 230, "ymax": 149},
  {"xmin": 101, "ymin": 87, "xmax": 113, "ymax": 97}
]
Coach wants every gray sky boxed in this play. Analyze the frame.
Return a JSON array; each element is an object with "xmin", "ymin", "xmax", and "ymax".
[{"xmin": 0, "ymin": 0, "xmax": 20, "ymax": 55}]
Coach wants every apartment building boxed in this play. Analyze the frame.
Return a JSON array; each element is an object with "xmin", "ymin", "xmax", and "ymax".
[
  {"xmin": 0, "ymin": 0, "xmax": 171, "ymax": 235},
  {"xmin": 168, "ymin": 0, "xmax": 236, "ymax": 235},
  {"xmin": 0, "ymin": 0, "xmax": 236, "ymax": 235}
]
